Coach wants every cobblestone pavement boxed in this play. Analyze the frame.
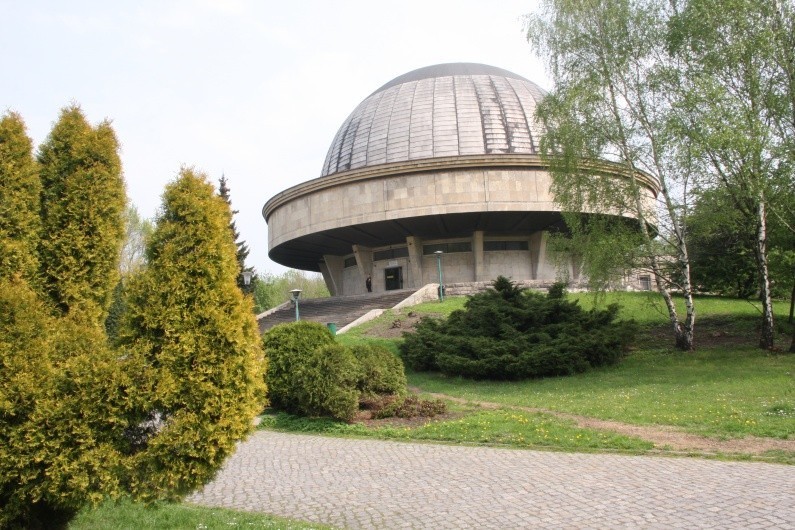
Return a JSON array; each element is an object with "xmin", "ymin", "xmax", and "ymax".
[{"xmin": 188, "ymin": 431, "xmax": 795, "ymax": 529}]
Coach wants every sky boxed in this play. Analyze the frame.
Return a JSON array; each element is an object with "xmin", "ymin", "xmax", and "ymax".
[{"xmin": 2, "ymin": 0, "xmax": 549, "ymax": 275}]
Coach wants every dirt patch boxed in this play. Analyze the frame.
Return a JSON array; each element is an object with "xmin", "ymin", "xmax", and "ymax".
[{"xmin": 362, "ymin": 311, "xmax": 429, "ymax": 339}]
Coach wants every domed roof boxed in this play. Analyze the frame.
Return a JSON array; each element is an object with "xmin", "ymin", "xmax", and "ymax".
[{"xmin": 321, "ymin": 63, "xmax": 547, "ymax": 177}]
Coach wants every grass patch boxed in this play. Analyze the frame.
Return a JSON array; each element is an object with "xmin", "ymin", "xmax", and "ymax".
[
  {"xmin": 70, "ymin": 498, "xmax": 330, "ymax": 529},
  {"xmin": 259, "ymin": 407, "xmax": 652, "ymax": 452},
  {"xmin": 336, "ymin": 292, "xmax": 794, "ymax": 440},
  {"xmin": 408, "ymin": 347, "xmax": 795, "ymax": 439}
]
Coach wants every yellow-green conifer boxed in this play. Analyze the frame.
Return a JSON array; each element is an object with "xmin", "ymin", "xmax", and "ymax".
[
  {"xmin": 37, "ymin": 105, "xmax": 126, "ymax": 322},
  {"xmin": 122, "ymin": 168, "xmax": 266, "ymax": 500},
  {"xmin": 0, "ymin": 112, "xmax": 40, "ymax": 283}
]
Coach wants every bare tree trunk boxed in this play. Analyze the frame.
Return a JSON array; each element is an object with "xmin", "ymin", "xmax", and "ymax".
[
  {"xmin": 755, "ymin": 200, "xmax": 776, "ymax": 349},
  {"xmin": 650, "ymin": 255, "xmax": 694, "ymax": 350},
  {"xmin": 789, "ymin": 279, "xmax": 794, "ymax": 324}
]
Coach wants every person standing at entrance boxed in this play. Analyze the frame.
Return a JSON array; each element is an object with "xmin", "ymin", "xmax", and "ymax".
[{"xmin": 366, "ymin": 275, "xmax": 372, "ymax": 292}]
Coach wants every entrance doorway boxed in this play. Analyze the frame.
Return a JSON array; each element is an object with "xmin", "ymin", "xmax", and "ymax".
[{"xmin": 384, "ymin": 267, "xmax": 403, "ymax": 291}]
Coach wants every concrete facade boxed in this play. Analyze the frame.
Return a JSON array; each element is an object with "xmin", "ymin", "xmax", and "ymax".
[{"xmin": 263, "ymin": 63, "xmax": 659, "ymax": 296}]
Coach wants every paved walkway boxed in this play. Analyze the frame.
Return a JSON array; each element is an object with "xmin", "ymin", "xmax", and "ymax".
[{"xmin": 188, "ymin": 431, "xmax": 795, "ymax": 529}]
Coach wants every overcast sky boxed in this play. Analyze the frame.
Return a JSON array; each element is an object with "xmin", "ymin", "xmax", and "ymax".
[{"xmin": 2, "ymin": 0, "xmax": 548, "ymax": 274}]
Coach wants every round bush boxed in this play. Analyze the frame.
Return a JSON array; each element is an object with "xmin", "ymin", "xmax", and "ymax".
[
  {"xmin": 294, "ymin": 343, "xmax": 361, "ymax": 421},
  {"xmin": 351, "ymin": 344, "xmax": 407, "ymax": 397},
  {"xmin": 262, "ymin": 321, "xmax": 334, "ymax": 412}
]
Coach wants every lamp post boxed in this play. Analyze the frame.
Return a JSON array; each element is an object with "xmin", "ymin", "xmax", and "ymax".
[
  {"xmin": 434, "ymin": 250, "xmax": 444, "ymax": 302},
  {"xmin": 241, "ymin": 270, "xmax": 253, "ymax": 286},
  {"xmin": 289, "ymin": 289, "xmax": 302, "ymax": 321}
]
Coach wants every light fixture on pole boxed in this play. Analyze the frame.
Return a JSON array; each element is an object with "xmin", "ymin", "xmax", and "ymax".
[
  {"xmin": 289, "ymin": 289, "xmax": 302, "ymax": 321},
  {"xmin": 241, "ymin": 270, "xmax": 253, "ymax": 286},
  {"xmin": 434, "ymin": 250, "xmax": 444, "ymax": 302}
]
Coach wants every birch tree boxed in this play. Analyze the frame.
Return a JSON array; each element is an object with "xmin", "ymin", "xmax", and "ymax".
[
  {"xmin": 669, "ymin": 0, "xmax": 793, "ymax": 349},
  {"xmin": 526, "ymin": 0, "xmax": 699, "ymax": 350}
]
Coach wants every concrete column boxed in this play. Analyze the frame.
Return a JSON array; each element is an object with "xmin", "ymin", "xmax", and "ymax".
[
  {"xmin": 320, "ymin": 255, "xmax": 344, "ymax": 296},
  {"xmin": 352, "ymin": 244, "xmax": 373, "ymax": 290},
  {"xmin": 529, "ymin": 231, "xmax": 548, "ymax": 280},
  {"xmin": 472, "ymin": 230, "xmax": 485, "ymax": 281},
  {"xmin": 406, "ymin": 236, "xmax": 424, "ymax": 288}
]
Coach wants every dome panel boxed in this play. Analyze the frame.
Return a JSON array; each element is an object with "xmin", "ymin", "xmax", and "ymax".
[{"xmin": 320, "ymin": 63, "xmax": 547, "ymax": 177}]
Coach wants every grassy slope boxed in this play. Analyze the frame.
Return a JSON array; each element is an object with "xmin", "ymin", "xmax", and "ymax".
[{"xmin": 337, "ymin": 292, "xmax": 795, "ymax": 441}]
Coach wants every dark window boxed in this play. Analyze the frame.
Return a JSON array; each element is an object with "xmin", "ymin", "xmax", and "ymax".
[
  {"xmin": 423, "ymin": 242, "xmax": 472, "ymax": 255},
  {"xmin": 373, "ymin": 247, "xmax": 409, "ymax": 261},
  {"xmin": 639, "ymin": 275, "xmax": 652, "ymax": 291},
  {"xmin": 484, "ymin": 240, "xmax": 529, "ymax": 251},
  {"xmin": 343, "ymin": 256, "xmax": 357, "ymax": 268}
]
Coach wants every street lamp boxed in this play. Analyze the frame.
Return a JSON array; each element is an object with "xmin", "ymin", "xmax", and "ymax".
[
  {"xmin": 241, "ymin": 270, "xmax": 253, "ymax": 286},
  {"xmin": 434, "ymin": 250, "xmax": 444, "ymax": 302},
  {"xmin": 289, "ymin": 289, "xmax": 302, "ymax": 321}
]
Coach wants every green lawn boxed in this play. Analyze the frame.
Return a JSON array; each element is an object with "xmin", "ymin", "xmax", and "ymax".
[
  {"xmin": 70, "ymin": 499, "xmax": 332, "ymax": 530},
  {"xmin": 329, "ymin": 292, "xmax": 794, "ymax": 451}
]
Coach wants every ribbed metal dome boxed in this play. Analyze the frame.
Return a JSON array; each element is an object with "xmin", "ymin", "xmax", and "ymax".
[{"xmin": 321, "ymin": 63, "xmax": 547, "ymax": 177}]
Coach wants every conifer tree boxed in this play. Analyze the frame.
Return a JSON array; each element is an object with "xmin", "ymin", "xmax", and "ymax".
[
  {"xmin": 218, "ymin": 175, "xmax": 255, "ymax": 294},
  {"xmin": 0, "ymin": 112, "xmax": 40, "ymax": 283},
  {"xmin": 121, "ymin": 168, "xmax": 266, "ymax": 500},
  {"xmin": 37, "ymin": 105, "xmax": 126, "ymax": 322}
]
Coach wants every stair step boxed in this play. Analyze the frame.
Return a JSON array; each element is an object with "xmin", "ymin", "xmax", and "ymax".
[{"xmin": 257, "ymin": 289, "xmax": 416, "ymax": 333}]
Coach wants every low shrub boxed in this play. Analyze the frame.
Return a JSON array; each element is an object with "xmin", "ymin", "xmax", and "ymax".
[
  {"xmin": 400, "ymin": 277, "xmax": 637, "ymax": 380},
  {"xmin": 263, "ymin": 323, "xmax": 412, "ymax": 421},
  {"xmin": 263, "ymin": 321, "xmax": 334, "ymax": 412},
  {"xmin": 364, "ymin": 394, "xmax": 448, "ymax": 419},
  {"xmin": 352, "ymin": 344, "xmax": 407, "ymax": 397},
  {"xmin": 292, "ymin": 343, "xmax": 361, "ymax": 421}
]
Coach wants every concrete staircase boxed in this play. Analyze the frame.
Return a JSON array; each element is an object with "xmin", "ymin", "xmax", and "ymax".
[{"xmin": 257, "ymin": 289, "xmax": 418, "ymax": 333}]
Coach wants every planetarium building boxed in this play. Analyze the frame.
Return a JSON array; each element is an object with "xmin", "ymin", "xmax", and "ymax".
[{"xmin": 263, "ymin": 63, "xmax": 658, "ymax": 296}]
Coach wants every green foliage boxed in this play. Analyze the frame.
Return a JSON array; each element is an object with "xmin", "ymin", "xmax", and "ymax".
[
  {"xmin": 263, "ymin": 321, "xmax": 335, "ymax": 411},
  {"xmin": 263, "ymin": 323, "xmax": 358, "ymax": 421},
  {"xmin": 37, "ymin": 105, "xmax": 126, "ymax": 322},
  {"xmin": 0, "ymin": 112, "xmax": 40, "ymax": 283},
  {"xmin": 526, "ymin": 0, "xmax": 698, "ymax": 350},
  {"xmin": 351, "ymin": 344, "xmax": 407, "ymax": 397},
  {"xmin": 685, "ymin": 189, "xmax": 759, "ymax": 298},
  {"xmin": 400, "ymin": 277, "xmax": 637, "ymax": 380},
  {"xmin": 253, "ymin": 270, "xmax": 330, "ymax": 314},
  {"xmin": 294, "ymin": 343, "xmax": 361, "ymax": 421},
  {"xmin": 263, "ymin": 323, "xmax": 411, "ymax": 421},
  {"xmin": 0, "ymin": 278, "xmax": 130, "ymax": 528},
  {"xmin": 121, "ymin": 168, "xmax": 267, "ymax": 501}
]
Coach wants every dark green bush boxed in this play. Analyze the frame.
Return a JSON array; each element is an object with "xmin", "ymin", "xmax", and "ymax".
[
  {"xmin": 351, "ymin": 344, "xmax": 407, "ymax": 397},
  {"xmin": 400, "ymin": 277, "xmax": 637, "ymax": 380},
  {"xmin": 263, "ymin": 321, "xmax": 335, "ymax": 412}
]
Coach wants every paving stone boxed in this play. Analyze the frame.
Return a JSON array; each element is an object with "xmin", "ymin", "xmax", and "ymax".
[{"xmin": 188, "ymin": 431, "xmax": 795, "ymax": 529}]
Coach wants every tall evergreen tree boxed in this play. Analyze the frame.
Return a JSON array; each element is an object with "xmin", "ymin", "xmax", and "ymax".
[
  {"xmin": 37, "ymin": 105, "xmax": 126, "ymax": 322},
  {"xmin": 121, "ymin": 168, "xmax": 266, "ymax": 500},
  {"xmin": 1, "ymin": 108, "xmax": 129, "ymax": 528},
  {"xmin": 0, "ymin": 112, "xmax": 41, "ymax": 283},
  {"xmin": 218, "ymin": 175, "xmax": 255, "ymax": 294}
]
